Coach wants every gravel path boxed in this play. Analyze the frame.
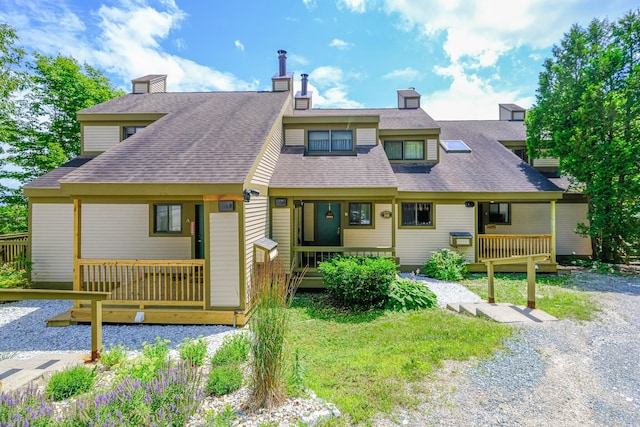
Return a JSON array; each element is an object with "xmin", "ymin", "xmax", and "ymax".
[{"xmin": 388, "ymin": 270, "xmax": 640, "ymax": 426}]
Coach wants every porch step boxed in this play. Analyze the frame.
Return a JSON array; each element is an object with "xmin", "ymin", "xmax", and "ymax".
[
  {"xmin": 447, "ymin": 302, "xmax": 558, "ymax": 323},
  {"xmin": 46, "ymin": 309, "xmax": 74, "ymax": 327}
]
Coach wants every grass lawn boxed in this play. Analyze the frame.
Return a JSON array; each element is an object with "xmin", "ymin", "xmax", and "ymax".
[
  {"xmin": 460, "ymin": 273, "xmax": 598, "ymax": 321},
  {"xmin": 286, "ymin": 294, "xmax": 513, "ymax": 425}
]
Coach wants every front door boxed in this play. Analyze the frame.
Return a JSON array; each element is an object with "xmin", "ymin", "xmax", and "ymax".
[
  {"xmin": 195, "ymin": 204, "xmax": 205, "ymax": 259},
  {"xmin": 316, "ymin": 202, "xmax": 341, "ymax": 246}
]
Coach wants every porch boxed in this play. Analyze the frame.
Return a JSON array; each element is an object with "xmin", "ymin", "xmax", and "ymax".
[
  {"xmin": 0, "ymin": 233, "xmax": 30, "ymax": 269},
  {"xmin": 470, "ymin": 234, "xmax": 557, "ymax": 273}
]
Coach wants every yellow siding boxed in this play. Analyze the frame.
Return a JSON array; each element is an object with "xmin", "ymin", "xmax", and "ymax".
[
  {"xmin": 427, "ymin": 139, "xmax": 438, "ymax": 161},
  {"xmin": 486, "ymin": 203, "xmax": 550, "ymax": 234},
  {"xmin": 533, "ymin": 157, "xmax": 560, "ymax": 168},
  {"xmin": 344, "ymin": 204, "xmax": 392, "ymax": 247},
  {"xmin": 81, "ymin": 204, "xmax": 191, "ymax": 259},
  {"xmin": 133, "ymin": 82, "xmax": 147, "ymax": 94},
  {"xmin": 273, "ymin": 80, "xmax": 290, "ymax": 91},
  {"xmin": 396, "ymin": 204, "xmax": 475, "ymax": 264},
  {"xmin": 557, "ymin": 203, "xmax": 592, "ymax": 256},
  {"xmin": 210, "ymin": 213, "xmax": 240, "ymax": 307},
  {"xmin": 244, "ymin": 196, "xmax": 269, "ymax": 305},
  {"xmin": 150, "ymin": 79, "xmax": 165, "ymax": 93},
  {"xmin": 31, "ymin": 203, "xmax": 74, "ymax": 283},
  {"xmin": 251, "ymin": 116, "xmax": 283, "ymax": 186},
  {"xmin": 83, "ymin": 126, "xmax": 120, "ymax": 152},
  {"xmin": 271, "ymin": 208, "xmax": 291, "ymax": 268},
  {"xmin": 356, "ymin": 128, "xmax": 377, "ymax": 145},
  {"xmin": 303, "ymin": 202, "xmax": 314, "ymax": 242},
  {"xmin": 285, "ymin": 128, "xmax": 304, "ymax": 146}
]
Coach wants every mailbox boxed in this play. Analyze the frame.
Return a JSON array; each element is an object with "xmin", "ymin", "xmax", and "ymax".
[
  {"xmin": 254, "ymin": 237, "xmax": 279, "ymax": 264},
  {"xmin": 449, "ymin": 232, "xmax": 473, "ymax": 247}
]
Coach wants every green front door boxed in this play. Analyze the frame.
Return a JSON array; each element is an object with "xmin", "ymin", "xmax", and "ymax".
[{"xmin": 316, "ymin": 203, "xmax": 341, "ymax": 246}]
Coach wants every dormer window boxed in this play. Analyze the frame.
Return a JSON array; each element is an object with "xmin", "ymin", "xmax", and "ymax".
[
  {"xmin": 307, "ymin": 130, "xmax": 353, "ymax": 154},
  {"xmin": 384, "ymin": 140, "xmax": 425, "ymax": 160},
  {"xmin": 123, "ymin": 126, "xmax": 146, "ymax": 140}
]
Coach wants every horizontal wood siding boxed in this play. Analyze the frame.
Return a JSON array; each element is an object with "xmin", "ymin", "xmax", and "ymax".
[
  {"xmin": 271, "ymin": 208, "xmax": 291, "ymax": 268},
  {"xmin": 427, "ymin": 139, "xmax": 438, "ymax": 161},
  {"xmin": 303, "ymin": 202, "xmax": 315, "ymax": 242},
  {"xmin": 210, "ymin": 213, "xmax": 240, "ymax": 307},
  {"xmin": 285, "ymin": 128, "xmax": 304, "ymax": 146},
  {"xmin": 244, "ymin": 196, "xmax": 269, "ymax": 305},
  {"xmin": 405, "ymin": 98, "xmax": 420, "ymax": 109},
  {"xmin": 485, "ymin": 203, "xmax": 550, "ymax": 234},
  {"xmin": 150, "ymin": 79, "xmax": 165, "ymax": 93},
  {"xmin": 344, "ymin": 204, "xmax": 392, "ymax": 247},
  {"xmin": 31, "ymin": 203, "xmax": 74, "ymax": 283},
  {"xmin": 273, "ymin": 80, "xmax": 290, "ymax": 92},
  {"xmin": 81, "ymin": 204, "xmax": 191, "ymax": 259},
  {"xmin": 396, "ymin": 204, "xmax": 475, "ymax": 264},
  {"xmin": 557, "ymin": 203, "xmax": 592, "ymax": 256},
  {"xmin": 251, "ymin": 116, "xmax": 283, "ymax": 186},
  {"xmin": 533, "ymin": 157, "xmax": 560, "ymax": 168},
  {"xmin": 356, "ymin": 128, "xmax": 377, "ymax": 145},
  {"xmin": 83, "ymin": 126, "xmax": 120, "ymax": 152},
  {"xmin": 133, "ymin": 82, "xmax": 148, "ymax": 94}
]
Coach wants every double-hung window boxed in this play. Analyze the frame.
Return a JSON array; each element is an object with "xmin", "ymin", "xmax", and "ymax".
[
  {"xmin": 401, "ymin": 202, "xmax": 433, "ymax": 226},
  {"xmin": 384, "ymin": 140, "xmax": 425, "ymax": 160},
  {"xmin": 349, "ymin": 202, "xmax": 372, "ymax": 226},
  {"xmin": 154, "ymin": 204, "xmax": 182, "ymax": 233},
  {"xmin": 308, "ymin": 130, "xmax": 353, "ymax": 153}
]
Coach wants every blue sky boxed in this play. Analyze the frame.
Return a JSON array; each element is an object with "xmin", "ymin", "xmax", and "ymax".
[{"xmin": 0, "ymin": 0, "xmax": 636, "ymax": 119}]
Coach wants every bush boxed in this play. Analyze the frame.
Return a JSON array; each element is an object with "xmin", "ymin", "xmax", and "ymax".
[
  {"xmin": 0, "ymin": 264, "xmax": 29, "ymax": 289},
  {"xmin": 385, "ymin": 277, "xmax": 438, "ymax": 311},
  {"xmin": 206, "ymin": 365, "xmax": 243, "ymax": 396},
  {"xmin": 422, "ymin": 249, "xmax": 468, "ymax": 281},
  {"xmin": 179, "ymin": 335, "xmax": 208, "ymax": 366},
  {"xmin": 45, "ymin": 365, "xmax": 95, "ymax": 401},
  {"xmin": 100, "ymin": 343, "xmax": 128, "ymax": 370},
  {"xmin": 318, "ymin": 256, "xmax": 397, "ymax": 309},
  {"xmin": 210, "ymin": 333, "xmax": 250, "ymax": 367}
]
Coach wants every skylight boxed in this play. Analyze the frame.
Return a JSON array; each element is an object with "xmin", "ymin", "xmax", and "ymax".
[{"xmin": 440, "ymin": 140, "xmax": 471, "ymax": 153}]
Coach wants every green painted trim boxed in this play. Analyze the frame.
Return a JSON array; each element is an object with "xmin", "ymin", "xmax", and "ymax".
[
  {"xmin": 23, "ymin": 188, "xmax": 67, "ymax": 198},
  {"xmin": 60, "ymin": 183, "xmax": 243, "ymax": 197},
  {"xmin": 304, "ymin": 129, "xmax": 357, "ymax": 155},
  {"xmin": 203, "ymin": 201, "xmax": 212, "ymax": 310},
  {"xmin": 283, "ymin": 115, "xmax": 379, "ymax": 125},
  {"xmin": 237, "ymin": 201, "xmax": 247, "ymax": 311},
  {"xmin": 343, "ymin": 201, "xmax": 376, "ymax": 229},
  {"xmin": 28, "ymin": 282, "xmax": 73, "ymax": 290},
  {"xmin": 269, "ymin": 187, "xmax": 398, "ymax": 198},
  {"xmin": 148, "ymin": 202, "xmax": 196, "ymax": 237},
  {"xmin": 396, "ymin": 191, "xmax": 563, "ymax": 201},
  {"xmin": 27, "ymin": 200, "xmax": 33, "ymax": 282},
  {"xmin": 77, "ymin": 113, "xmax": 167, "ymax": 122},
  {"xmin": 383, "ymin": 139, "xmax": 428, "ymax": 162},
  {"xmin": 397, "ymin": 201, "xmax": 436, "ymax": 230},
  {"xmin": 28, "ymin": 197, "xmax": 72, "ymax": 204}
]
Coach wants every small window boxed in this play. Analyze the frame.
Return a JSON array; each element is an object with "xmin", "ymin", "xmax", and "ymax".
[
  {"xmin": 384, "ymin": 140, "xmax": 425, "ymax": 160},
  {"xmin": 440, "ymin": 140, "xmax": 471, "ymax": 153},
  {"xmin": 123, "ymin": 126, "xmax": 146, "ymax": 140},
  {"xmin": 308, "ymin": 130, "xmax": 353, "ymax": 153},
  {"xmin": 489, "ymin": 203, "xmax": 510, "ymax": 224},
  {"xmin": 154, "ymin": 204, "xmax": 182, "ymax": 233},
  {"xmin": 401, "ymin": 202, "xmax": 433, "ymax": 226},
  {"xmin": 349, "ymin": 202, "xmax": 372, "ymax": 226},
  {"xmin": 512, "ymin": 148, "xmax": 529, "ymax": 162}
]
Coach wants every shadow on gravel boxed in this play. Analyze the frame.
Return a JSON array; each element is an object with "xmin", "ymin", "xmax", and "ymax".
[{"xmin": 0, "ymin": 300, "xmax": 235, "ymax": 353}]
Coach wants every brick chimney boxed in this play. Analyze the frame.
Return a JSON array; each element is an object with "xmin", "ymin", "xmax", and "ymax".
[
  {"xmin": 272, "ymin": 50, "xmax": 294, "ymax": 92},
  {"xmin": 294, "ymin": 73, "xmax": 312, "ymax": 110}
]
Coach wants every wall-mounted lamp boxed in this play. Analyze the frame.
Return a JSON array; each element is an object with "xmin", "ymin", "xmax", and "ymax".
[
  {"xmin": 243, "ymin": 189, "xmax": 260, "ymax": 203},
  {"xmin": 325, "ymin": 203, "xmax": 334, "ymax": 220},
  {"xmin": 464, "ymin": 201, "xmax": 475, "ymax": 208}
]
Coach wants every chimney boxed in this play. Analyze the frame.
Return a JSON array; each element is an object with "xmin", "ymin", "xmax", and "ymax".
[
  {"xmin": 272, "ymin": 49, "xmax": 294, "ymax": 92},
  {"xmin": 397, "ymin": 88, "xmax": 420, "ymax": 109},
  {"xmin": 131, "ymin": 74, "xmax": 167, "ymax": 94},
  {"xmin": 294, "ymin": 73, "xmax": 312, "ymax": 110}
]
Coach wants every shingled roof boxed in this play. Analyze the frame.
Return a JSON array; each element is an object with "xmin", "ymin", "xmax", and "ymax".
[
  {"xmin": 290, "ymin": 108, "xmax": 439, "ymax": 130},
  {"xmin": 393, "ymin": 120, "xmax": 562, "ymax": 193},
  {"xmin": 24, "ymin": 157, "xmax": 95, "ymax": 189},
  {"xmin": 61, "ymin": 91, "xmax": 290, "ymax": 184}
]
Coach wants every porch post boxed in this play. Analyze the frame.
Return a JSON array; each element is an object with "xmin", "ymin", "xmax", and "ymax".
[
  {"xmin": 527, "ymin": 256, "xmax": 536, "ymax": 309},
  {"xmin": 550, "ymin": 200, "xmax": 557, "ymax": 263},
  {"xmin": 73, "ymin": 199, "xmax": 82, "ymax": 309},
  {"xmin": 487, "ymin": 261, "xmax": 495, "ymax": 303}
]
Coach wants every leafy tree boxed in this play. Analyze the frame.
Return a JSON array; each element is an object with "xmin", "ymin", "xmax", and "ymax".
[{"xmin": 526, "ymin": 10, "xmax": 640, "ymax": 263}]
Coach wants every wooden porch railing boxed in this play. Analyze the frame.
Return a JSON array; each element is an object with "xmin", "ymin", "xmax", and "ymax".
[
  {"xmin": 76, "ymin": 259, "xmax": 206, "ymax": 308},
  {"xmin": 478, "ymin": 234, "xmax": 552, "ymax": 260},
  {"xmin": 292, "ymin": 246, "xmax": 395, "ymax": 271},
  {"xmin": 0, "ymin": 233, "xmax": 30, "ymax": 269}
]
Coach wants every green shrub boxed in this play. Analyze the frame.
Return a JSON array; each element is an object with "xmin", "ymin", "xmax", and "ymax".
[
  {"xmin": 422, "ymin": 249, "xmax": 468, "ymax": 281},
  {"xmin": 45, "ymin": 365, "xmax": 95, "ymax": 401},
  {"xmin": 206, "ymin": 365, "xmax": 243, "ymax": 396},
  {"xmin": 211, "ymin": 333, "xmax": 250, "ymax": 367},
  {"xmin": 142, "ymin": 336, "xmax": 170, "ymax": 360},
  {"xmin": 0, "ymin": 264, "xmax": 29, "ymax": 289},
  {"xmin": 318, "ymin": 256, "xmax": 397, "ymax": 308},
  {"xmin": 385, "ymin": 277, "xmax": 438, "ymax": 311},
  {"xmin": 100, "ymin": 343, "xmax": 128, "ymax": 370},
  {"xmin": 179, "ymin": 335, "xmax": 208, "ymax": 366},
  {"xmin": 118, "ymin": 337, "xmax": 170, "ymax": 382}
]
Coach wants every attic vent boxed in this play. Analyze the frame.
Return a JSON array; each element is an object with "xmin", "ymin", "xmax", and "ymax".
[{"xmin": 440, "ymin": 140, "xmax": 471, "ymax": 153}]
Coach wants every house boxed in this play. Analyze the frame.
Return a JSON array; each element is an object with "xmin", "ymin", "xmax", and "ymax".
[{"xmin": 22, "ymin": 50, "xmax": 591, "ymax": 325}]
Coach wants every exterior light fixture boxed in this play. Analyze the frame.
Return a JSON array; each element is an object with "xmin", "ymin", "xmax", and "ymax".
[{"xmin": 325, "ymin": 203, "xmax": 334, "ymax": 220}]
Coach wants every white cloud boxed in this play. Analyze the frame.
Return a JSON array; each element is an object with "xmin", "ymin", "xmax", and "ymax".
[
  {"xmin": 234, "ymin": 40, "xmax": 245, "ymax": 51},
  {"xmin": 1, "ymin": 0, "xmax": 258, "ymax": 92},
  {"xmin": 338, "ymin": 0, "xmax": 367, "ymax": 13},
  {"xmin": 329, "ymin": 38, "xmax": 353, "ymax": 50},
  {"xmin": 302, "ymin": 0, "xmax": 317, "ymax": 10},
  {"xmin": 288, "ymin": 53, "xmax": 310, "ymax": 67},
  {"xmin": 382, "ymin": 67, "xmax": 420, "ymax": 81},
  {"xmin": 300, "ymin": 66, "xmax": 363, "ymax": 108}
]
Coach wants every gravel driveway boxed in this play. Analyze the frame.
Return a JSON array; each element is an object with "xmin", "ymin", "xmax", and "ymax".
[{"xmin": 388, "ymin": 270, "xmax": 640, "ymax": 427}]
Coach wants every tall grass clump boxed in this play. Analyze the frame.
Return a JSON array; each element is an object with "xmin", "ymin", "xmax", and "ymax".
[{"xmin": 248, "ymin": 258, "xmax": 303, "ymax": 410}]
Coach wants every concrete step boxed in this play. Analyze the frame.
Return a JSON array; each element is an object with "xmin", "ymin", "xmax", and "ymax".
[
  {"xmin": 447, "ymin": 302, "xmax": 558, "ymax": 324},
  {"xmin": 0, "ymin": 353, "xmax": 87, "ymax": 392}
]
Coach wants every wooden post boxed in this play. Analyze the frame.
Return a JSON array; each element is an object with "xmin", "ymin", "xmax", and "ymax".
[
  {"xmin": 527, "ymin": 256, "xmax": 536, "ymax": 309},
  {"xmin": 73, "ymin": 199, "xmax": 81, "ymax": 309},
  {"xmin": 487, "ymin": 261, "xmax": 495, "ymax": 303},
  {"xmin": 90, "ymin": 300, "xmax": 103, "ymax": 361},
  {"xmin": 550, "ymin": 200, "xmax": 557, "ymax": 264}
]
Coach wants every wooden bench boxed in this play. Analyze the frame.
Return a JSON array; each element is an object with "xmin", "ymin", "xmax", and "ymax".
[{"xmin": 0, "ymin": 289, "xmax": 110, "ymax": 361}]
